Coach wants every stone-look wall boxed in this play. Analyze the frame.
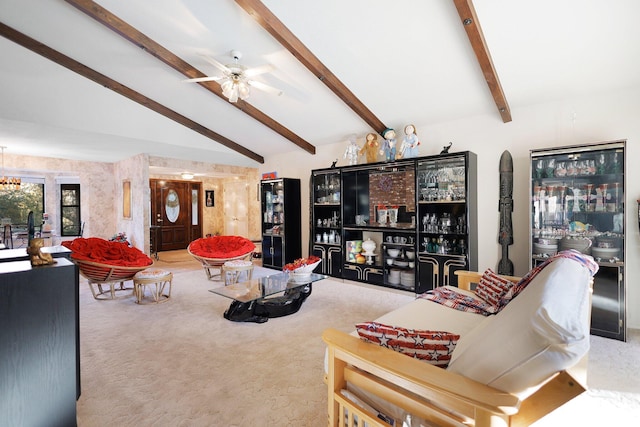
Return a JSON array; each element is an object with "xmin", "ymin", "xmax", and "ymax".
[
  {"xmin": 115, "ymin": 154, "xmax": 149, "ymax": 250},
  {"xmin": 148, "ymin": 155, "xmax": 261, "ymax": 241},
  {"xmin": 2, "ymin": 152, "xmax": 116, "ymax": 243},
  {"xmin": 3, "ymin": 152, "xmax": 260, "ymax": 253}
]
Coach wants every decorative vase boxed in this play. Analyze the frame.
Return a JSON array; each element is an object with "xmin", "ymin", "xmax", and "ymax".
[
  {"xmin": 377, "ymin": 209, "xmax": 387, "ymax": 225},
  {"xmin": 388, "ymin": 208, "xmax": 398, "ymax": 225},
  {"xmin": 362, "ymin": 238, "xmax": 376, "ymax": 254}
]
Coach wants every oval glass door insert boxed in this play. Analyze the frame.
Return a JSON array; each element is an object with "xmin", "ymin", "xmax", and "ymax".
[{"xmin": 165, "ymin": 189, "xmax": 180, "ymax": 223}]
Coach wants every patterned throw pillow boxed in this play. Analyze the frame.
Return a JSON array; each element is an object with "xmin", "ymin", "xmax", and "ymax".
[
  {"xmin": 355, "ymin": 322, "xmax": 460, "ymax": 368},
  {"xmin": 475, "ymin": 268, "xmax": 514, "ymax": 308}
]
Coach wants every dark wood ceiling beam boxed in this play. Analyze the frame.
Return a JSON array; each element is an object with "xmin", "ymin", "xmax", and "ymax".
[
  {"xmin": 0, "ymin": 22, "xmax": 264, "ymax": 163},
  {"xmin": 235, "ymin": 0, "xmax": 389, "ymax": 136},
  {"xmin": 64, "ymin": 0, "xmax": 316, "ymax": 155},
  {"xmin": 452, "ymin": 0, "xmax": 512, "ymax": 123}
]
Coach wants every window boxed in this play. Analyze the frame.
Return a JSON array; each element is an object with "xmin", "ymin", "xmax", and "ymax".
[
  {"xmin": 61, "ymin": 184, "xmax": 81, "ymax": 236},
  {"xmin": 0, "ymin": 179, "xmax": 45, "ymax": 227}
]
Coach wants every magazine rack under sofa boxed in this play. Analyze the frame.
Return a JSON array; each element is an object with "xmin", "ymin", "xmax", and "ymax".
[{"xmin": 323, "ymin": 256, "xmax": 594, "ymax": 427}]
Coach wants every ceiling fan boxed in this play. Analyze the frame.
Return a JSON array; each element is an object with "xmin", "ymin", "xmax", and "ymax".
[{"xmin": 185, "ymin": 50, "xmax": 283, "ymax": 102}]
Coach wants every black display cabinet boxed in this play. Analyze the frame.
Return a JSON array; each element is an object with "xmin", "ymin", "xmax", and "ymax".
[
  {"xmin": 261, "ymin": 178, "xmax": 301, "ymax": 269},
  {"xmin": 310, "ymin": 168, "xmax": 342, "ymax": 277},
  {"xmin": 416, "ymin": 152, "xmax": 478, "ymax": 293},
  {"xmin": 530, "ymin": 140, "xmax": 626, "ymax": 341}
]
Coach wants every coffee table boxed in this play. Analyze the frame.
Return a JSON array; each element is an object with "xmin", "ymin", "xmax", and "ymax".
[{"xmin": 209, "ymin": 272, "xmax": 328, "ymax": 323}]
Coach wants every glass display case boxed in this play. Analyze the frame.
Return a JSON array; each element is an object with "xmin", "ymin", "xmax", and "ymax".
[
  {"xmin": 530, "ymin": 140, "xmax": 626, "ymax": 341},
  {"xmin": 261, "ymin": 178, "xmax": 301, "ymax": 269},
  {"xmin": 310, "ymin": 152, "xmax": 477, "ymax": 293},
  {"xmin": 416, "ymin": 152, "xmax": 477, "ymax": 292},
  {"xmin": 310, "ymin": 169, "xmax": 342, "ymax": 277},
  {"xmin": 340, "ymin": 160, "xmax": 416, "ymax": 290}
]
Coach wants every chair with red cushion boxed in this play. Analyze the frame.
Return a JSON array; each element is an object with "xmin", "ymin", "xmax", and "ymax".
[
  {"xmin": 187, "ymin": 235, "xmax": 255, "ymax": 280},
  {"xmin": 61, "ymin": 237, "xmax": 154, "ymax": 299}
]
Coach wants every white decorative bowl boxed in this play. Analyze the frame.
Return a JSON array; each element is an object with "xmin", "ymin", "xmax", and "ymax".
[
  {"xmin": 387, "ymin": 248, "xmax": 400, "ymax": 258},
  {"xmin": 289, "ymin": 260, "xmax": 322, "ymax": 280},
  {"xmin": 591, "ymin": 247, "xmax": 619, "ymax": 259}
]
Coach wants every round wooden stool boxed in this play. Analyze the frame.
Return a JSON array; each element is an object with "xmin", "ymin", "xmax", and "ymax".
[
  {"xmin": 222, "ymin": 260, "xmax": 254, "ymax": 285},
  {"xmin": 133, "ymin": 269, "xmax": 173, "ymax": 304}
]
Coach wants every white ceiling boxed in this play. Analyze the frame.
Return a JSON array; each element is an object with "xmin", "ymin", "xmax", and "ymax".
[{"xmin": 1, "ymin": 0, "xmax": 639, "ymax": 173}]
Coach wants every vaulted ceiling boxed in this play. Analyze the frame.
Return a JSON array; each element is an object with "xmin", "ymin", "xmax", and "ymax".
[{"xmin": 1, "ymin": 0, "xmax": 639, "ymax": 171}]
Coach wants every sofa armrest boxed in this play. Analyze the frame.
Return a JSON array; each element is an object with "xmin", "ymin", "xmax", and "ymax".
[
  {"xmin": 324, "ymin": 327, "xmax": 587, "ymax": 427},
  {"xmin": 323, "ymin": 328, "xmax": 522, "ymax": 426}
]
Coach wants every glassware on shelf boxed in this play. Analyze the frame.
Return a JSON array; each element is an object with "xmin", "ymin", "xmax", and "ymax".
[
  {"xmin": 377, "ymin": 209, "xmax": 387, "ymax": 225},
  {"xmin": 388, "ymin": 208, "xmax": 398, "ymax": 225}
]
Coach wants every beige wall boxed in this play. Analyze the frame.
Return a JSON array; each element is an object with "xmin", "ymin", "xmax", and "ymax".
[{"xmin": 258, "ymin": 85, "xmax": 640, "ymax": 329}]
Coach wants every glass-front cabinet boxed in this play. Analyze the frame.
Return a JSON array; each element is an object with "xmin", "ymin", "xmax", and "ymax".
[
  {"xmin": 341, "ymin": 160, "xmax": 416, "ymax": 291},
  {"xmin": 530, "ymin": 140, "xmax": 626, "ymax": 341},
  {"xmin": 311, "ymin": 169, "xmax": 342, "ymax": 277},
  {"xmin": 310, "ymin": 152, "xmax": 476, "ymax": 294},
  {"xmin": 416, "ymin": 152, "xmax": 477, "ymax": 292},
  {"xmin": 261, "ymin": 178, "xmax": 301, "ymax": 270}
]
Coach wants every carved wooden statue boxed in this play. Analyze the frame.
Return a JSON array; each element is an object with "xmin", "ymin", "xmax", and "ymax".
[{"xmin": 498, "ymin": 150, "xmax": 514, "ymax": 275}]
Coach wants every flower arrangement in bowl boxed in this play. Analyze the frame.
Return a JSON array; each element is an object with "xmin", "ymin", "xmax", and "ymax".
[{"xmin": 283, "ymin": 255, "xmax": 322, "ymax": 281}]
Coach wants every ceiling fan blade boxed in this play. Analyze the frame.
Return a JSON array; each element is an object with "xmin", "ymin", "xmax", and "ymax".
[
  {"xmin": 183, "ymin": 75, "xmax": 224, "ymax": 83},
  {"xmin": 199, "ymin": 54, "xmax": 231, "ymax": 74},
  {"xmin": 244, "ymin": 64, "xmax": 274, "ymax": 77},
  {"xmin": 247, "ymin": 80, "xmax": 283, "ymax": 96}
]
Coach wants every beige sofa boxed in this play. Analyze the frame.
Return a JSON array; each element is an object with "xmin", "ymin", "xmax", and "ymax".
[{"xmin": 324, "ymin": 255, "xmax": 594, "ymax": 427}]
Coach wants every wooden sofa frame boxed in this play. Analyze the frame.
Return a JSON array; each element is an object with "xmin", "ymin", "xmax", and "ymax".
[{"xmin": 323, "ymin": 270, "xmax": 590, "ymax": 427}]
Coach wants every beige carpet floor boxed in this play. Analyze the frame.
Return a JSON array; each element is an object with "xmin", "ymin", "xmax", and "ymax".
[
  {"xmin": 75, "ymin": 251, "xmax": 640, "ymax": 426},
  {"xmin": 75, "ymin": 252, "xmax": 414, "ymax": 426}
]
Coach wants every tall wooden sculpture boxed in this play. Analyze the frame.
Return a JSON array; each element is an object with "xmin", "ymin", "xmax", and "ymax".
[{"xmin": 498, "ymin": 150, "xmax": 514, "ymax": 275}]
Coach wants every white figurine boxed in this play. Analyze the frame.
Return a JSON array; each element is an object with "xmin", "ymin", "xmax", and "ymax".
[
  {"xmin": 398, "ymin": 124, "xmax": 420, "ymax": 159},
  {"xmin": 343, "ymin": 134, "xmax": 359, "ymax": 165}
]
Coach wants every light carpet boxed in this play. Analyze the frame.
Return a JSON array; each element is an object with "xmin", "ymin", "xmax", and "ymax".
[
  {"xmin": 75, "ymin": 263, "xmax": 413, "ymax": 426},
  {"xmin": 75, "ymin": 253, "xmax": 640, "ymax": 426}
]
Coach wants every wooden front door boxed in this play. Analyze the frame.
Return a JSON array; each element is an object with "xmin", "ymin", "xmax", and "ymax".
[{"xmin": 150, "ymin": 179, "xmax": 202, "ymax": 251}]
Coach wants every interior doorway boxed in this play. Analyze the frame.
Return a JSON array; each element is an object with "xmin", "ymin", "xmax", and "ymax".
[
  {"xmin": 150, "ymin": 179, "xmax": 202, "ymax": 251},
  {"xmin": 223, "ymin": 181, "xmax": 249, "ymax": 237}
]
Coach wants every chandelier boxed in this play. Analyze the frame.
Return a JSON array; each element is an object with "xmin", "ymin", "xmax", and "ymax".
[{"xmin": 0, "ymin": 146, "xmax": 20, "ymax": 190}]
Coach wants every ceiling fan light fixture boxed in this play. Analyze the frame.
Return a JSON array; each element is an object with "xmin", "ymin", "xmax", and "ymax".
[{"xmin": 221, "ymin": 75, "xmax": 250, "ymax": 103}]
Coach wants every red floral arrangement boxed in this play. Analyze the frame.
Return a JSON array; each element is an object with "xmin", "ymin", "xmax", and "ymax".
[
  {"xmin": 61, "ymin": 237, "xmax": 153, "ymax": 267},
  {"xmin": 283, "ymin": 255, "xmax": 321, "ymax": 272},
  {"xmin": 188, "ymin": 235, "xmax": 255, "ymax": 259},
  {"xmin": 377, "ymin": 204, "xmax": 387, "ymax": 210}
]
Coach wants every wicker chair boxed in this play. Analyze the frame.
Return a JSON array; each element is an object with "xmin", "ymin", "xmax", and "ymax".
[
  {"xmin": 75, "ymin": 259, "xmax": 152, "ymax": 300},
  {"xmin": 62, "ymin": 237, "xmax": 154, "ymax": 300},
  {"xmin": 187, "ymin": 236, "xmax": 255, "ymax": 280}
]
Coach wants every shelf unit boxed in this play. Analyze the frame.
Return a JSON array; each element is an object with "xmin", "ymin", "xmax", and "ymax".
[
  {"xmin": 416, "ymin": 153, "xmax": 478, "ymax": 292},
  {"xmin": 310, "ymin": 169, "xmax": 343, "ymax": 277},
  {"xmin": 261, "ymin": 178, "xmax": 301, "ymax": 269},
  {"xmin": 530, "ymin": 140, "xmax": 626, "ymax": 341},
  {"xmin": 310, "ymin": 152, "xmax": 477, "ymax": 293}
]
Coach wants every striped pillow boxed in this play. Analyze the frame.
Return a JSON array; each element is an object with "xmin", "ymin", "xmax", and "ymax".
[
  {"xmin": 356, "ymin": 322, "xmax": 459, "ymax": 368},
  {"xmin": 475, "ymin": 268, "xmax": 514, "ymax": 308}
]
